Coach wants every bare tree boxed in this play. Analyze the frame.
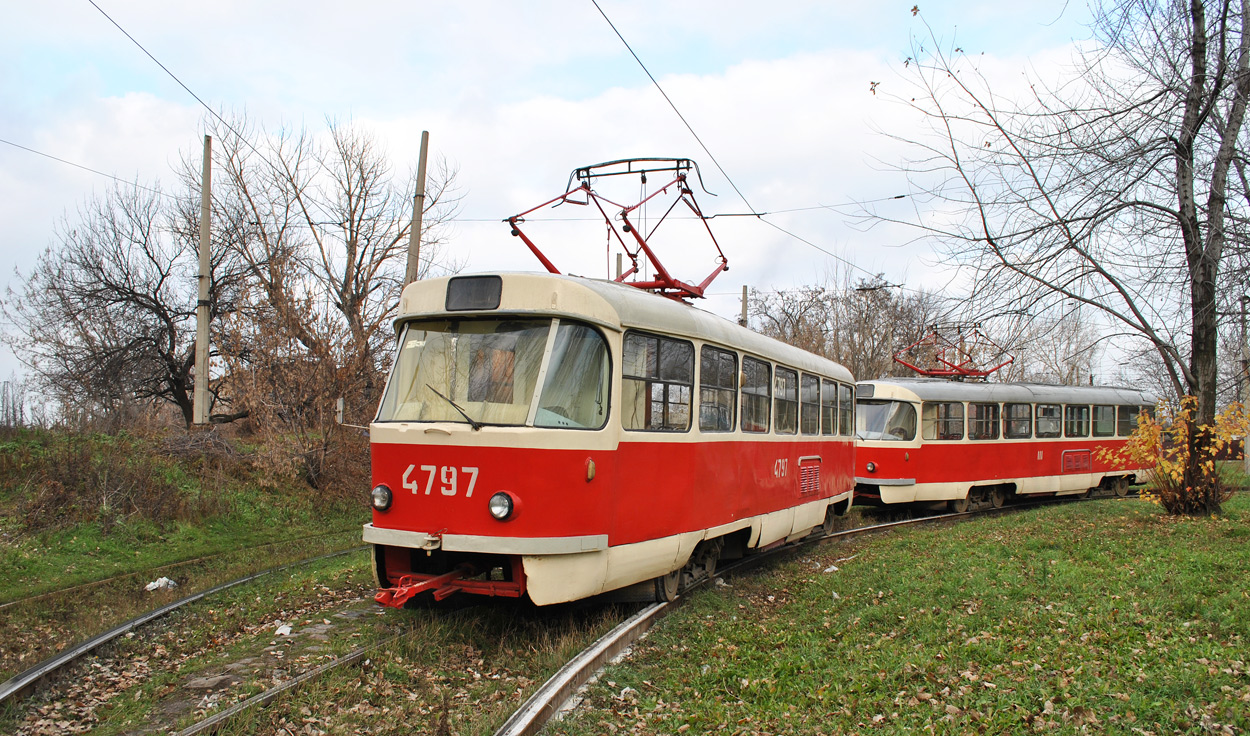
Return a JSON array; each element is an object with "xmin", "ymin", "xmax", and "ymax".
[
  {"xmin": 750, "ymin": 271, "xmax": 943, "ymax": 379},
  {"xmin": 2, "ymin": 183, "xmax": 208, "ymax": 427},
  {"xmin": 3, "ymin": 116, "xmax": 461, "ymax": 441},
  {"xmin": 886, "ymin": 0, "xmax": 1250, "ymax": 513}
]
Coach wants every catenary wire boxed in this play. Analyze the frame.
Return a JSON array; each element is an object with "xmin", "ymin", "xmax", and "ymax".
[
  {"xmin": 85, "ymin": 0, "xmax": 341, "ymax": 222},
  {"xmin": 587, "ymin": 0, "xmax": 930, "ymax": 296},
  {"xmin": 0, "ymin": 137, "xmax": 177, "ymax": 202}
]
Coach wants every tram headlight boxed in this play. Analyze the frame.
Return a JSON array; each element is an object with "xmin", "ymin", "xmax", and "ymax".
[
  {"xmin": 488, "ymin": 492, "xmax": 515, "ymax": 521},
  {"xmin": 866, "ymin": 462, "xmax": 877, "ymax": 473},
  {"xmin": 371, "ymin": 484, "xmax": 393, "ymax": 512}
]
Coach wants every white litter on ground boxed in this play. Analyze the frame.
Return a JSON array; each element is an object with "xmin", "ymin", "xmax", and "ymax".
[
  {"xmin": 144, "ymin": 577, "xmax": 177, "ymax": 591},
  {"xmin": 274, "ymin": 624, "xmax": 292, "ymax": 636}
]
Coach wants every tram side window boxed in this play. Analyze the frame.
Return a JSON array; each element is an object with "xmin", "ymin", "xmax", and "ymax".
[
  {"xmin": 699, "ymin": 346, "xmax": 737, "ymax": 432},
  {"xmin": 969, "ymin": 402, "xmax": 1000, "ymax": 440},
  {"xmin": 800, "ymin": 374, "xmax": 821, "ymax": 435},
  {"xmin": 820, "ymin": 378, "xmax": 838, "ymax": 435},
  {"xmin": 838, "ymin": 383, "xmax": 854, "ymax": 435},
  {"xmin": 1064, "ymin": 404, "xmax": 1090, "ymax": 437},
  {"xmin": 1036, "ymin": 404, "xmax": 1061, "ymax": 438},
  {"xmin": 1004, "ymin": 403, "xmax": 1032, "ymax": 439},
  {"xmin": 622, "ymin": 332, "xmax": 694, "ymax": 431},
  {"xmin": 1092, "ymin": 405, "xmax": 1116, "ymax": 437},
  {"xmin": 741, "ymin": 357, "xmax": 771, "ymax": 432},
  {"xmin": 1116, "ymin": 405, "xmax": 1136, "ymax": 436},
  {"xmin": 774, "ymin": 368, "xmax": 799, "ymax": 435},
  {"xmin": 922, "ymin": 402, "xmax": 964, "ymax": 440}
]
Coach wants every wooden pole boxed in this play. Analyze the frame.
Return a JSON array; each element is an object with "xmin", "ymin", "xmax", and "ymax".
[
  {"xmin": 404, "ymin": 131, "xmax": 431, "ymax": 286},
  {"xmin": 193, "ymin": 134, "xmax": 212, "ymax": 425}
]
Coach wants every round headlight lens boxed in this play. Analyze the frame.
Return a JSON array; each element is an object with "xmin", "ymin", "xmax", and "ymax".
[
  {"xmin": 488, "ymin": 492, "xmax": 514, "ymax": 520},
  {"xmin": 371, "ymin": 484, "xmax": 393, "ymax": 511},
  {"xmin": 866, "ymin": 461, "xmax": 877, "ymax": 473}
]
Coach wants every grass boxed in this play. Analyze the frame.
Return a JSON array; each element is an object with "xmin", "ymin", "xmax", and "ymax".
[
  {"xmin": 554, "ymin": 496, "xmax": 1250, "ymax": 735},
  {"xmin": 0, "ymin": 427, "xmax": 368, "ymax": 601}
]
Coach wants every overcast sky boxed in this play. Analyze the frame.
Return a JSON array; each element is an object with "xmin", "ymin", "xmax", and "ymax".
[{"xmin": 0, "ymin": 1, "xmax": 1094, "ymax": 386}]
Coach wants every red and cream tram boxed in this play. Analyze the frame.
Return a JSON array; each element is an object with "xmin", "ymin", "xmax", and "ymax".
[
  {"xmin": 365, "ymin": 272, "xmax": 856, "ymax": 607},
  {"xmin": 854, "ymin": 377, "xmax": 1155, "ymax": 511}
]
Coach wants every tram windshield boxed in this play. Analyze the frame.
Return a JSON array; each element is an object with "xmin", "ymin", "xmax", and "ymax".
[
  {"xmin": 376, "ymin": 318, "xmax": 610, "ymax": 429},
  {"xmin": 856, "ymin": 399, "xmax": 918, "ymax": 441}
]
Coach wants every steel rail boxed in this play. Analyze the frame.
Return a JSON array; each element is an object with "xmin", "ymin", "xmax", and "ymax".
[
  {"xmin": 490, "ymin": 508, "xmax": 986, "ymax": 736},
  {"xmin": 175, "ymin": 633, "xmax": 406, "ymax": 736},
  {"xmin": 490, "ymin": 493, "xmax": 1148, "ymax": 736},
  {"xmin": 0, "ymin": 545, "xmax": 367, "ymax": 707}
]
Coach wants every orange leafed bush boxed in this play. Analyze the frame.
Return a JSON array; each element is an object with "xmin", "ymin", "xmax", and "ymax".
[{"xmin": 1098, "ymin": 397, "xmax": 1244, "ymax": 515}]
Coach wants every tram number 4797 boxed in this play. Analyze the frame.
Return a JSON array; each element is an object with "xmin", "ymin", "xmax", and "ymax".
[{"xmin": 403, "ymin": 464, "xmax": 480, "ymax": 497}]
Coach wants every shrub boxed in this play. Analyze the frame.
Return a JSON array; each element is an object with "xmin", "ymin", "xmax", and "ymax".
[{"xmin": 1100, "ymin": 397, "xmax": 1244, "ymax": 516}]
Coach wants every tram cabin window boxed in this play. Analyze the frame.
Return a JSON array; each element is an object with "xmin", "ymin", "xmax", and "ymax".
[
  {"xmin": 969, "ymin": 402, "xmax": 1000, "ymax": 440},
  {"xmin": 1064, "ymin": 404, "xmax": 1090, "ymax": 437},
  {"xmin": 698, "ymin": 346, "xmax": 737, "ymax": 432},
  {"xmin": 741, "ymin": 357, "xmax": 771, "ymax": 433},
  {"xmin": 1092, "ymin": 405, "xmax": 1116, "ymax": 437},
  {"xmin": 922, "ymin": 401, "xmax": 964, "ymax": 440},
  {"xmin": 622, "ymin": 332, "xmax": 693, "ymax": 431},
  {"xmin": 1036, "ymin": 403, "xmax": 1061, "ymax": 438},
  {"xmin": 1004, "ymin": 403, "xmax": 1032, "ymax": 439},
  {"xmin": 858, "ymin": 400, "xmax": 917, "ymax": 441},
  {"xmin": 774, "ymin": 368, "xmax": 798, "ymax": 434},
  {"xmin": 820, "ymin": 378, "xmax": 838, "ymax": 435},
  {"xmin": 534, "ymin": 322, "xmax": 611, "ymax": 429},
  {"xmin": 838, "ymin": 383, "xmax": 854, "ymax": 435},
  {"xmin": 800, "ymin": 374, "xmax": 820, "ymax": 435},
  {"xmin": 377, "ymin": 318, "xmax": 550, "ymax": 426}
]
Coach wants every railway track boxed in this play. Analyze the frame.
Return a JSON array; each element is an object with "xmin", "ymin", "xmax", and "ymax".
[
  {"xmin": 0, "ymin": 545, "xmax": 365, "ymax": 707},
  {"xmin": 0, "ymin": 493, "xmax": 1137, "ymax": 734},
  {"xmin": 492, "ymin": 492, "xmax": 1141, "ymax": 736}
]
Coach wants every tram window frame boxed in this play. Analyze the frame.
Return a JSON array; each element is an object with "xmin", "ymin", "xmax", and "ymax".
[
  {"xmin": 1035, "ymin": 403, "xmax": 1061, "ymax": 438},
  {"xmin": 698, "ymin": 345, "xmax": 737, "ymax": 432},
  {"xmin": 1092, "ymin": 405, "xmax": 1116, "ymax": 437},
  {"xmin": 922, "ymin": 401, "xmax": 964, "ymax": 440},
  {"xmin": 774, "ymin": 367, "xmax": 799, "ymax": 435},
  {"xmin": 1004, "ymin": 402, "xmax": 1032, "ymax": 439},
  {"xmin": 741, "ymin": 356, "xmax": 771, "ymax": 433},
  {"xmin": 820, "ymin": 378, "xmax": 838, "ymax": 435},
  {"xmin": 838, "ymin": 383, "xmax": 854, "ymax": 435},
  {"xmin": 969, "ymin": 402, "xmax": 1000, "ymax": 440},
  {"xmin": 622, "ymin": 331, "xmax": 694, "ymax": 432},
  {"xmin": 1064, "ymin": 404, "xmax": 1090, "ymax": 437},
  {"xmin": 800, "ymin": 373, "xmax": 821, "ymax": 435}
]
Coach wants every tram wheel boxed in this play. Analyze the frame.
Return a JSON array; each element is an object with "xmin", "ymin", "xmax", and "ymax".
[
  {"xmin": 653, "ymin": 569, "xmax": 680, "ymax": 602},
  {"xmin": 989, "ymin": 486, "xmax": 1006, "ymax": 509},
  {"xmin": 1113, "ymin": 476, "xmax": 1130, "ymax": 497},
  {"xmin": 948, "ymin": 495, "xmax": 971, "ymax": 513}
]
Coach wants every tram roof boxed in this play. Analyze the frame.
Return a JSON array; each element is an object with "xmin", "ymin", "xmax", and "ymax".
[
  {"xmin": 858, "ymin": 376, "xmax": 1156, "ymax": 406},
  {"xmin": 397, "ymin": 272, "xmax": 854, "ymax": 383}
]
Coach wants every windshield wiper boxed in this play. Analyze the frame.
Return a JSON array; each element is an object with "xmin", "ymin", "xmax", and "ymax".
[{"xmin": 426, "ymin": 385, "xmax": 483, "ymax": 431}]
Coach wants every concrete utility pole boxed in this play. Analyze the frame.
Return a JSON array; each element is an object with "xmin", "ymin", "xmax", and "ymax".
[
  {"xmin": 404, "ymin": 131, "xmax": 431, "ymax": 287},
  {"xmin": 739, "ymin": 285, "xmax": 748, "ymax": 327},
  {"xmin": 193, "ymin": 135, "xmax": 212, "ymax": 426}
]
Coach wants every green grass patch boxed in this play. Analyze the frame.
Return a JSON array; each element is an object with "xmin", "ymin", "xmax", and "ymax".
[
  {"xmin": 0, "ymin": 427, "xmax": 367, "ymax": 600},
  {"xmin": 556, "ymin": 497, "xmax": 1250, "ymax": 734}
]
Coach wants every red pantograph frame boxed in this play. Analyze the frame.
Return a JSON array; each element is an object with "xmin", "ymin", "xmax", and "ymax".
[{"xmin": 505, "ymin": 158, "xmax": 729, "ymax": 301}]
